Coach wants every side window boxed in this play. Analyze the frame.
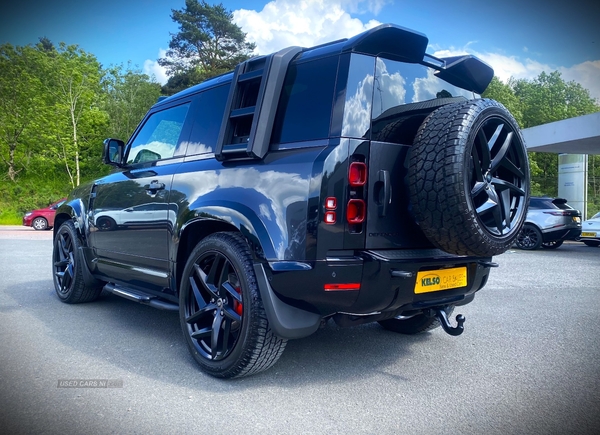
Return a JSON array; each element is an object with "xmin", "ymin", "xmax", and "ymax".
[
  {"xmin": 271, "ymin": 56, "xmax": 338, "ymax": 144},
  {"xmin": 127, "ymin": 103, "xmax": 190, "ymax": 164},
  {"xmin": 183, "ymin": 85, "xmax": 229, "ymax": 156},
  {"xmin": 529, "ymin": 199, "xmax": 546, "ymax": 209}
]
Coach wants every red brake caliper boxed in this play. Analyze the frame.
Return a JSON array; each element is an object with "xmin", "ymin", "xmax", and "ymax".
[
  {"xmin": 233, "ymin": 286, "xmax": 243, "ymax": 316},
  {"xmin": 228, "ymin": 273, "xmax": 243, "ymax": 316}
]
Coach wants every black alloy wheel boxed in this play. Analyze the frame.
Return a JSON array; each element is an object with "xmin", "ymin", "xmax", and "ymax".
[
  {"xmin": 52, "ymin": 220, "xmax": 103, "ymax": 303},
  {"xmin": 515, "ymin": 225, "xmax": 542, "ymax": 250},
  {"xmin": 179, "ymin": 232, "xmax": 286, "ymax": 378},
  {"xmin": 409, "ymin": 99, "xmax": 530, "ymax": 257},
  {"xmin": 468, "ymin": 112, "xmax": 529, "ymax": 240},
  {"xmin": 183, "ymin": 250, "xmax": 244, "ymax": 362}
]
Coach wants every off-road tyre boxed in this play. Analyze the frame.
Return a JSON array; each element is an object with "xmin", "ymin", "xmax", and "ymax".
[
  {"xmin": 409, "ymin": 99, "xmax": 530, "ymax": 257},
  {"xmin": 179, "ymin": 232, "xmax": 287, "ymax": 378},
  {"xmin": 378, "ymin": 306, "xmax": 454, "ymax": 334},
  {"xmin": 52, "ymin": 220, "xmax": 103, "ymax": 303}
]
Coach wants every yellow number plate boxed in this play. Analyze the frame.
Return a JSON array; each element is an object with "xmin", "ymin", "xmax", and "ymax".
[
  {"xmin": 581, "ymin": 232, "xmax": 596, "ymax": 237},
  {"xmin": 415, "ymin": 267, "xmax": 467, "ymax": 294}
]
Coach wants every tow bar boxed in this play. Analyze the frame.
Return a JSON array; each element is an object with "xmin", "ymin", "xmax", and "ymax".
[{"xmin": 432, "ymin": 308, "xmax": 465, "ymax": 336}]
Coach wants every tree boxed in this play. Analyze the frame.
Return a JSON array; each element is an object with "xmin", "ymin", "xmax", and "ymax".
[
  {"xmin": 511, "ymin": 71, "xmax": 598, "ymax": 128},
  {"xmin": 158, "ymin": 0, "xmax": 255, "ymax": 95},
  {"xmin": 0, "ymin": 44, "xmax": 44, "ymax": 182},
  {"xmin": 39, "ymin": 43, "xmax": 109, "ymax": 187},
  {"xmin": 482, "ymin": 76, "xmax": 523, "ymax": 126},
  {"xmin": 103, "ymin": 63, "xmax": 161, "ymax": 142}
]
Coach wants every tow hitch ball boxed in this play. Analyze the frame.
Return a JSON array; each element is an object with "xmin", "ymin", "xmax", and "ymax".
[{"xmin": 430, "ymin": 308, "xmax": 465, "ymax": 336}]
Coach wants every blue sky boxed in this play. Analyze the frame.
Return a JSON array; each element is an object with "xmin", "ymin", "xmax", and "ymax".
[{"xmin": 1, "ymin": 0, "xmax": 599, "ymax": 99}]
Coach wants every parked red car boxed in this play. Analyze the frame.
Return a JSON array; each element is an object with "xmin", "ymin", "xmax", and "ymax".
[{"xmin": 22, "ymin": 198, "xmax": 66, "ymax": 230}]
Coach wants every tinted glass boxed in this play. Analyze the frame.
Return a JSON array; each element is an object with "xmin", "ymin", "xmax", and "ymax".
[
  {"xmin": 271, "ymin": 56, "xmax": 338, "ymax": 144},
  {"xmin": 127, "ymin": 103, "xmax": 190, "ymax": 164},
  {"xmin": 372, "ymin": 58, "xmax": 476, "ymax": 120},
  {"xmin": 183, "ymin": 85, "xmax": 229, "ymax": 155},
  {"xmin": 341, "ymin": 54, "xmax": 375, "ymax": 138}
]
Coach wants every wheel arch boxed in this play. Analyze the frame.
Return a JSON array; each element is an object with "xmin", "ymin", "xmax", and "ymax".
[
  {"xmin": 53, "ymin": 199, "xmax": 87, "ymax": 241},
  {"xmin": 173, "ymin": 204, "xmax": 277, "ymax": 295}
]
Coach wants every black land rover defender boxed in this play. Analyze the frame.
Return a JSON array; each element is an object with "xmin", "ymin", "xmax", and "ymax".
[{"xmin": 53, "ymin": 24, "xmax": 530, "ymax": 378}]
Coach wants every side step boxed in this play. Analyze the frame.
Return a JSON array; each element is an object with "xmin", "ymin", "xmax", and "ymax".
[{"xmin": 103, "ymin": 284, "xmax": 179, "ymax": 311}]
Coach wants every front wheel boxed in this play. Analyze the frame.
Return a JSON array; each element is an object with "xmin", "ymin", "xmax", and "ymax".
[
  {"xmin": 179, "ymin": 232, "xmax": 286, "ymax": 378},
  {"xmin": 32, "ymin": 217, "xmax": 48, "ymax": 230},
  {"xmin": 583, "ymin": 241, "xmax": 600, "ymax": 247},
  {"xmin": 378, "ymin": 307, "xmax": 454, "ymax": 334},
  {"xmin": 52, "ymin": 221, "xmax": 103, "ymax": 303}
]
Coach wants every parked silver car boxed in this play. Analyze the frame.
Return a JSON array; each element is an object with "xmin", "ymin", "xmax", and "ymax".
[
  {"xmin": 515, "ymin": 197, "xmax": 582, "ymax": 250},
  {"xmin": 578, "ymin": 211, "xmax": 600, "ymax": 247}
]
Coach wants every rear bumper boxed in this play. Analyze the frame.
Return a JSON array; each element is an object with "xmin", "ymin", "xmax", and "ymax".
[
  {"xmin": 263, "ymin": 249, "xmax": 494, "ymax": 338},
  {"xmin": 541, "ymin": 227, "xmax": 581, "ymax": 242}
]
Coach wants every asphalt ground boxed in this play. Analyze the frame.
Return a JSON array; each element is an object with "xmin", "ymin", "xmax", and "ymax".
[{"xmin": 0, "ymin": 226, "xmax": 599, "ymax": 434}]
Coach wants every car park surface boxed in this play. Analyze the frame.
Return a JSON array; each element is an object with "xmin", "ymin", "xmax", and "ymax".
[{"xmin": 1, "ymin": 228, "xmax": 598, "ymax": 434}]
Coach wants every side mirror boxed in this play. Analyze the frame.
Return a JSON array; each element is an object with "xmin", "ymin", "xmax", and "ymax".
[{"xmin": 103, "ymin": 138, "xmax": 125, "ymax": 167}]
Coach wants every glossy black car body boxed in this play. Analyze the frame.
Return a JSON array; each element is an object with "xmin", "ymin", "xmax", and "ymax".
[{"xmin": 53, "ymin": 24, "xmax": 530, "ymax": 377}]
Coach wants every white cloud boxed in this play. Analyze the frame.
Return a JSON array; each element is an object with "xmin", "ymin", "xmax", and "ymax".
[
  {"xmin": 559, "ymin": 60, "xmax": 600, "ymax": 103},
  {"xmin": 432, "ymin": 46, "xmax": 600, "ymax": 102},
  {"xmin": 233, "ymin": 0, "xmax": 382, "ymax": 55},
  {"xmin": 143, "ymin": 49, "xmax": 168, "ymax": 85}
]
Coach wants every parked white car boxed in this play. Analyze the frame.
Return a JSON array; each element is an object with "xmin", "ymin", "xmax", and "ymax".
[{"xmin": 578, "ymin": 212, "xmax": 600, "ymax": 247}]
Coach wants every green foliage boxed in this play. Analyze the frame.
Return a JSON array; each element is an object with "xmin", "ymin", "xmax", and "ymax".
[
  {"xmin": 103, "ymin": 63, "xmax": 162, "ymax": 141},
  {"xmin": 482, "ymin": 76, "xmax": 523, "ymax": 126},
  {"xmin": 158, "ymin": 0, "xmax": 255, "ymax": 95},
  {"xmin": 0, "ymin": 40, "xmax": 160, "ymax": 221},
  {"xmin": 483, "ymin": 71, "xmax": 600, "ymax": 209}
]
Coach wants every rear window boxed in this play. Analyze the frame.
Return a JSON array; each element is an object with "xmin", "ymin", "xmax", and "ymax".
[
  {"xmin": 271, "ymin": 56, "xmax": 338, "ymax": 144},
  {"xmin": 529, "ymin": 198, "xmax": 572, "ymax": 210}
]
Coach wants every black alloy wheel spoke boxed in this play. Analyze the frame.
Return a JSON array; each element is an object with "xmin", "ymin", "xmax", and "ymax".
[
  {"xmin": 490, "ymin": 131, "xmax": 514, "ymax": 172},
  {"xmin": 470, "ymin": 117, "xmax": 527, "ymax": 237},
  {"xmin": 499, "ymin": 188, "xmax": 512, "ymax": 231},
  {"xmin": 476, "ymin": 129, "xmax": 492, "ymax": 170},
  {"xmin": 54, "ymin": 232, "xmax": 74, "ymax": 293},
  {"xmin": 222, "ymin": 281, "xmax": 242, "ymax": 303},
  {"xmin": 185, "ymin": 251, "xmax": 243, "ymax": 362},
  {"xmin": 491, "ymin": 178, "xmax": 526, "ymax": 196},
  {"xmin": 471, "ymin": 144, "xmax": 484, "ymax": 183},
  {"xmin": 210, "ymin": 313, "xmax": 223, "ymax": 359}
]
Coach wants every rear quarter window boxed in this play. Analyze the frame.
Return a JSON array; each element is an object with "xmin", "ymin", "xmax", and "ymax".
[{"xmin": 271, "ymin": 56, "xmax": 338, "ymax": 144}]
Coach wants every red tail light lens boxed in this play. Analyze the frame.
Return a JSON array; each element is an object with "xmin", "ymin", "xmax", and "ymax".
[
  {"xmin": 346, "ymin": 199, "xmax": 365, "ymax": 224},
  {"xmin": 324, "ymin": 283, "xmax": 360, "ymax": 291},
  {"xmin": 544, "ymin": 211, "xmax": 569, "ymax": 216},
  {"xmin": 349, "ymin": 162, "xmax": 367, "ymax": 186}
]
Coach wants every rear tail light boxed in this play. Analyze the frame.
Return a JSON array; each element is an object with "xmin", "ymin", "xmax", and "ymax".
[
  {"xmin": 544, "ymin": 211, "xmax": 570, "ymax": 216},
  {"xmin": 324, "ymin": 197, "xmax": 337, "ymax": 224},
  {"xmin": 349, "ymin": 162, "xmax": 367, "ymax": 186},
  {"xmin": 346, "ymin": 199, "xmax": 366, "ymax": 224}
]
